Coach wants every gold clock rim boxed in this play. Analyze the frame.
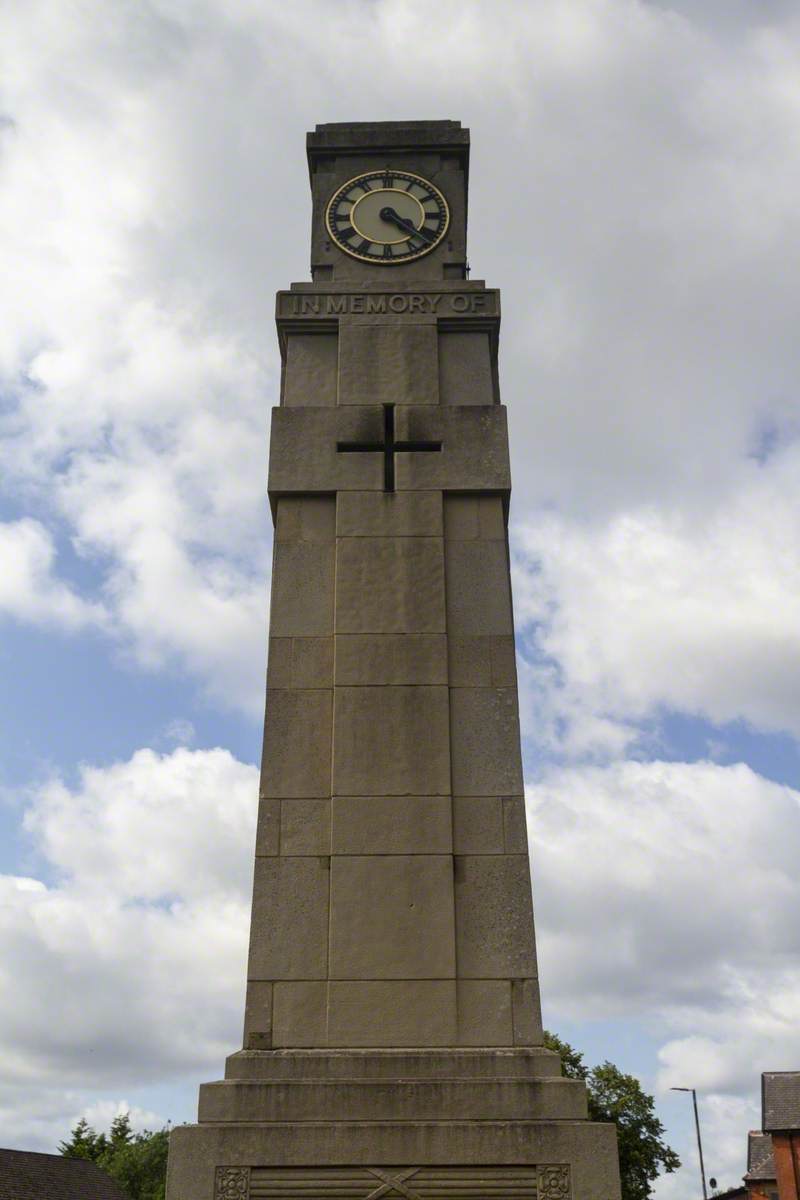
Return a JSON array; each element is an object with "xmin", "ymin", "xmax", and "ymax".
[{"xmin": 324, "ymin": 168, "xmax": 450, "ymax": 265}]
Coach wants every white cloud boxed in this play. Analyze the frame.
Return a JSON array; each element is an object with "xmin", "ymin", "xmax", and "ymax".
[
  {"xmin": 2, "ymin": 0, "xmax": 800, "ymax": 718},
  {"xmin": 0, "ymin": 519, "xmax": 106, "ymax": 631},
  {"xmin": 0, "ymin": 747, "xmax": 258, "ymax": 1117},
  {"xmin": 530, "ymin": 757, "xmax": 800, "ymax": 1192},
  {"xmin": 0, "ymin": 1084, "xmax": 168, "ymax": 1155},
  {"xmin": 162, "ymin": 718, "xmax": 196, "ymax": 747},
  {"xmin": 3, "ymin": 745, "xmax": 795, "ymax": 1165},
  {"xmin": 530, "ymin": 753, "xmax": 800, "ymax": 1187},
  {"xmin": 3, "ymin": 0, "xmax": 800, "ymax": 1180},
  {"xmin": 699, "ymin": 1094, "xmax": 763, "ymax": 1192},
  {"xmin": 1, "ymin": 4, "xmax": 275, "ymax": 712},
  {"xmin": 79, "ymin": 1098, "xmax": 166, "ymax": 1136},
  {"xmin": 652, "ymin": 1092, "xmax": 761, "ymax": 1199},
  {"xmin": 658, "ymin": 968, "xmax": 800, "ymax": 1095},
  {"xmin": 513, "ymin": 442, "xmax": 800, "ymax": 750},
  {"xmin": 24, "ymin": 747, "xmax": 257, "ymax": 900},
  {"xmin": 497, "ymin": 4, "xmax": 800, "ymax": 516}
]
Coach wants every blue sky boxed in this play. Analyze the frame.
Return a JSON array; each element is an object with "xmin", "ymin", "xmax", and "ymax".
[{"xmin": 2, "ymin": 2, "xmax": 800, "ymax": 1194}]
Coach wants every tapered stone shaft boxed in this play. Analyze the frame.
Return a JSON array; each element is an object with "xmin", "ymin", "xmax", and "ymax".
[{"xmin": 166, "ymin": 119, "xmax": 621, "ymax": 1200}]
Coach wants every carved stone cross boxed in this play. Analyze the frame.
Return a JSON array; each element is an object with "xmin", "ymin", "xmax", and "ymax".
[{"xmin": 337, "ymin": 403, "xmax": 442, "ymax": 491}]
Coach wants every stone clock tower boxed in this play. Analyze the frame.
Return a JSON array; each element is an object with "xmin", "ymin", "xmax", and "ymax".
[{"xmin": 166, "ymin": 121, "xmax": 621, "ymax": 1200}]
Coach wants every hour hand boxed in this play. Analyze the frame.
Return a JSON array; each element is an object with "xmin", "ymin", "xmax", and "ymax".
[{"xmin": 379, "ymin": 206, "xmax": 436, "ymax": 244}]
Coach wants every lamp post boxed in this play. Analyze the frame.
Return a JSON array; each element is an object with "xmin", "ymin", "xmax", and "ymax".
[{"xmin": 671, "ymin": 1087, "xmax": 708, "ymax": 1199}]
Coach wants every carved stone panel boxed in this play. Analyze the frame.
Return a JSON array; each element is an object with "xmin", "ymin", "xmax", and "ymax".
[
  {"xmin": 216, "ymin": 1164, "xmax": 572, "ymax": 1200},
  {"xmin": 215, "ymin": 1167, "xmax": 250, "ymax": 1199},
  {"xmin": 537, "ymin": 1166, "xmax": 572, "ymax": 1200}
]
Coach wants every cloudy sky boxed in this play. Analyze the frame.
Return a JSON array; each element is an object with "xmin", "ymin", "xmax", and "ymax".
[{"xmin": 2, "ymin": 0, "xmax": 800, "ymax": 1192}]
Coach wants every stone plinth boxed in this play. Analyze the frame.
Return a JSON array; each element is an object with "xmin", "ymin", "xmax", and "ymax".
[{"xmin": 168, "ymin": 1050, "xmax": 620, "ymax": 1200}]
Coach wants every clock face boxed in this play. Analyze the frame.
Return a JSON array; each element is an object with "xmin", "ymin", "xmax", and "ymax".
[{"xmin": 325, "ymin": 169, "xmax": 450, "ymax": 264}]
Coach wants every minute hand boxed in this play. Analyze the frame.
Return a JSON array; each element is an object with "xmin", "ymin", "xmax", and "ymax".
[{"xmin": 379, "ymin": 206, "xmax": 437, "ymax": 244}]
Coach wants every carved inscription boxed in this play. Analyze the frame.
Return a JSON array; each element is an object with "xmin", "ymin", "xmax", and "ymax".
[
  {"xmin": 278, "ymin": 291, "xmax": 497, "ymax": 318},
  {"xmin": 242, "ymin": 1164, "xmax": 571, "ymax": 1199}
]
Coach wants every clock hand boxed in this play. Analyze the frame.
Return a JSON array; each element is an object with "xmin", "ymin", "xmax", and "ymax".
[{"xmin": 379, "ymin": 206, "xmax": 437, "ymax": 245}]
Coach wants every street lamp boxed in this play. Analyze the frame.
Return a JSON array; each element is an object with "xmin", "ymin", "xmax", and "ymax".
[{"xmin": 671, "ymin": 1087, "xmax": 708, "ymax": 1199}]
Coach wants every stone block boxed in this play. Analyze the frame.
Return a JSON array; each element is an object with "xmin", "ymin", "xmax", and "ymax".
[
  {"xmin": 333, "ymin": 686, "xmax": 450, "ymax": 796},
  {"xmin": 335, "ymin": 537, "xmax": 445, "ymax": 634},
  {"xmin": 329, "ymin": 854, "xmax": 455, "ymax": 979},
  {"xmin": 198, "ymin": 1076, "xmax": 587, "ymax": 1123},
  {"xmin": 281, "ymin": 798, "xmax": 331, "ymax": 855},
  {"xmin": 269, "ymin": 407, "xmax": 385, "ymax": 495},
  {"xmin": 447, "ymin": 636, "xmax": 491, "ymax": 687},
  {"xmin": 454, "ymin": 855, "xmax": 537, "ymax": 979},
  {"xmin": 268, "ymin": 406, "xmax": 510, "ymax": 497},
  {"xmin": 283, "ymin": 333, "xmax": 338, "ymax": 407},
  {"xmin": 444, "ymin": 494, "xmax": 506, "ymax": 539},
  {"xmin": 267, "ymin": 637, "xmax": 334, "ymax": 689},
  {"xmin": 335, "ymin": 634, "xmax": 447, "ymax": 685},
  {"xmin": 394, "ymin": 407, "xmax": 510, "ymax": 493},
  {"xmin": 457, "ymin": 980, "xmax": 513, "ymax": 1046},
  {"xmin": 452, "ymin": 796, "xmax": 505, "ymax": 854},
  {"xmin": 445, "ymin": 542, "xmax": 513, "ymax": 636},
  {"xmin": 254, "ymin": 794, "xmax": 279, "ymax": 856},
  {"xmin": 265, "ymin": 637, "xmax": 292, "ymax": 688},
  {"xmin": 331, "ymin": 796, "xmax": 452, "ymax": 855},
  {"xmin": 260, "ymin": 689, "xmax": 332, "ymax": 798},
  {"xmin": 512, "ymin": 978, "xmax": 544, "ymax": 1046},
  {"xmin": 224, "ymin": 1046, "xmax": 565, "ymax": 1081},
  {"xmin": 275, "ymin": 495, "xmax": 336, "ymax": 542},
  {"xmin": 165, "ymin": 1118, "xmax": 623, "ymax": 1200},
  {"xmin": 439, "ymin": 330, "xmax": 495, "ymax": 406},
  {"xmin": 491, "ymin": 636, "xmax": 519, "ymax": 684},
  {"xmin": 503, "ymin": 795, "xmax": 529, "ymax": 853},
  {"xmin": 270, "ymin": 543, "xmax": 335, "ymax": 637},
  {"xmin": 327, "ymin": 980, "xmax": 457, "ymax": 1047},
  {"xmin": 247, "ymin": 856, "xmax": 330, "ymax": 980},
  {"xmin": 449, "ymin": 687, "xmax": 523, "ymax": 795},
  {"xmin": 337, "ymin": 490, "xmax": 442, "ymax": 537},
  {"xmin": 338, "ymin": 322, "xmax": 438, "ymax": 406},
  {"xmin": 242, "ymin": 981, "xmax": 272, "ymax": 1049},
  {"xmin": 272, "ymin": 981, "xmax": 328, "ymax": 1048},
  {"xmin": 448, "ymin": 635, "xmax": 517, "ymax": 686}
]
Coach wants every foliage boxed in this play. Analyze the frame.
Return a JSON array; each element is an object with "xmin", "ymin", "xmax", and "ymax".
[
  {"xmin": 544, "ymin": 1032, "xmax": 681, "ymax": 1200},
  {"xmin": 59, "ymin": 1112, "xmax": 169, "ymax": 1200}
]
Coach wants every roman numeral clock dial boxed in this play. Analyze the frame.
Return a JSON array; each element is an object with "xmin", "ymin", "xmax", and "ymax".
[{"xmin": 325, "ymin": 169, "xmax": 450, "ymax": 263}]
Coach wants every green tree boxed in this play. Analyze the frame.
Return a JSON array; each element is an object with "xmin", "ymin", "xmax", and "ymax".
[
  {"xmin": 544, "ymin": 1031, "xmax": 680, "ymax": 1200},
  {"xmin": 59, "ymin": 1114, "xmax": 169, "ymax": 1200},
  {"xmin": 59, "ymin": 1116, "xmax": 108, "ymax": 1162}
]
